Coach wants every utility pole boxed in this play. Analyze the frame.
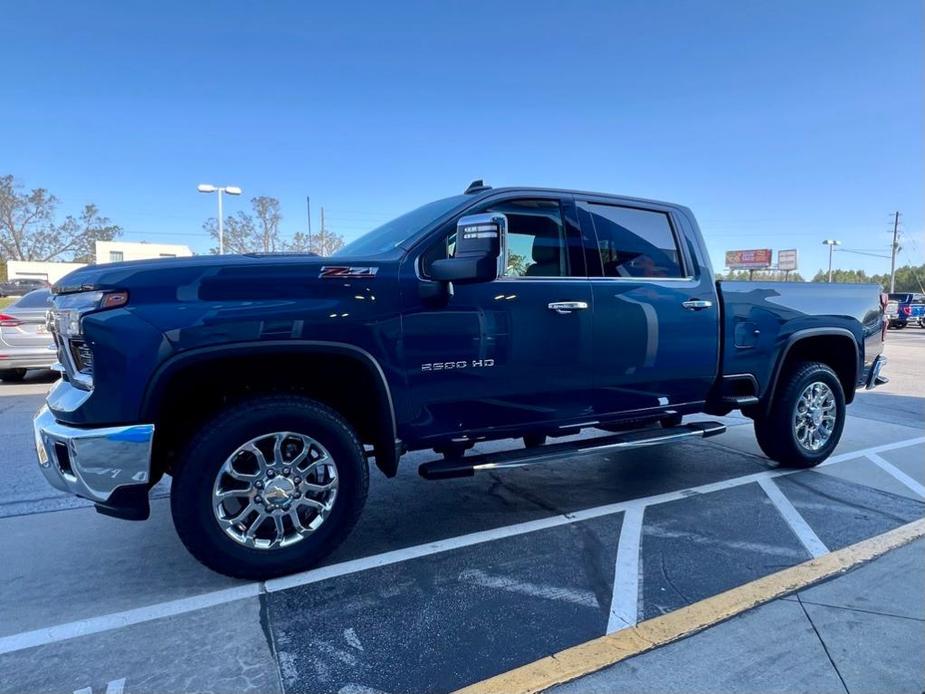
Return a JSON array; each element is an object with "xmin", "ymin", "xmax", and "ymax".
[
  {"xmin": 319, "ymin": 206, "xmax": 326, "ymax": 256},
  {"xmin": 306, "ymin": 196, "xmax": 312, "ymax": 252},
  {"xmin": 889, "ymin": 211, "xmax": 901, "ymax": 293},
  {"xmin": 822, "ymin": 239, "xmax": 841, "ymax": 282}
]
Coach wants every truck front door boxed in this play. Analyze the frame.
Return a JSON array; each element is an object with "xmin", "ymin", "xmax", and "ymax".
[
  {"xmin": 400, "ymin": 196, "xmax": 593, "ymax": 444},
  {"xmin": 576, "ymin": 199, "xmax": 719, "ymax": 419}
]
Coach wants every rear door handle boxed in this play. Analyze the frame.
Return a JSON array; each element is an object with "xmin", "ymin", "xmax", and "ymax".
[
  {"xmin": 548, "ymin": 301, "xmax": 589, "ymax": 314},
  {"xmin": 682, "ymin": 299, "xmax": 713, "ymax": 311}
]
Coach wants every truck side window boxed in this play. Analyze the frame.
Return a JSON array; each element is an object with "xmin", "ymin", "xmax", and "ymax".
[
  {"xmin": 487, "ymin": 200, "xmax": 569, "ymax": 278},
  {"xmin": 588, "ymin": 204, "xmax": 684, "ymax": 279},
  {"xmin": 420, "ymin": 199, "xmax": 576, "ymax": 278}
]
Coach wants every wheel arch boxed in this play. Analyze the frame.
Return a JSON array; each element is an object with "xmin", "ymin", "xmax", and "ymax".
[
  {"xmin": 762, "ymin": 328, "xmax": 860, "ymax": 413},
  {"xmin": 142, "ymin": 340, "xmax": 401, "ymax": 478}
]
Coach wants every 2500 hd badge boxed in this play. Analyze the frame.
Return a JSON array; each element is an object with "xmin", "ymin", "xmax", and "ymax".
[{"xmin": 421, "ymin": 359, "xmax": 495, "ymax": 371}]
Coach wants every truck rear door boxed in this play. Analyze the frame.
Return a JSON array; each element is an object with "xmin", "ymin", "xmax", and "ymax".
[{"xmin": 575, "ymin": 199, "xmax": 719, "ymax": 417}]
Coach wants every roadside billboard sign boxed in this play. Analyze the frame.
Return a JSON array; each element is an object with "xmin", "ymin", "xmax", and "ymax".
[
  {"xmin": 725, "ymin": 249, "xmax": 773, "ymax": 269},
  {"xmin": 778, "ymin": 249, "xmax": 798, "ymax": 271}
]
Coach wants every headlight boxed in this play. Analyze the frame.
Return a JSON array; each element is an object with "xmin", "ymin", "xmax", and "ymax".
[
  {"xmin": 48, "ymin": 290, "xmax": 129, "ymax": 389},
  {"xmin": 50, "ymin": 291, "xmax": 128, "ymax": 337},
  {"xmin": 51, "ymin": 291, "xmax": 103, "ymax": 338}
]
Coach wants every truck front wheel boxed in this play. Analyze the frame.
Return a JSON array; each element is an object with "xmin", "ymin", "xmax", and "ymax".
[
  {"xmin": 753, "ymin": 362, "xmax": 846, "ymax": 468},
  {"xmin": 0, "ymin": 368, "xmax": 27, "ymax": 382},
  {"xmin": 171, "ymin": 395, "xmax": 369, "ymax": 579}
]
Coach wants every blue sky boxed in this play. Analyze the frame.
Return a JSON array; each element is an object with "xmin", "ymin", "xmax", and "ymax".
[{"xmin": 2, "ymin": 0, "xmax": 922, "ymax": 276}]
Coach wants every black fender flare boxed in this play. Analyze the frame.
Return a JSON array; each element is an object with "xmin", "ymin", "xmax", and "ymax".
[
  {"xmin": 762, "ymin": 327, "xmax": 860, "ymax": 413},
  {"xmin": 141, "ymin": 340, "xmax": 401, "ymax": 476}
]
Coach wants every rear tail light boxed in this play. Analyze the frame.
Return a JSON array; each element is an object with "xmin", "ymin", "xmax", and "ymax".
[{"xmin": 0, "ymin": 313, "xmax": 22, "ymax": 327}]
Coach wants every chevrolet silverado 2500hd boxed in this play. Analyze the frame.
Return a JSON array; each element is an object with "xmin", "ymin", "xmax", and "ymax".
[{"xmin": 34, "ymin": 182, "xmax": 888, "ymax": 578}]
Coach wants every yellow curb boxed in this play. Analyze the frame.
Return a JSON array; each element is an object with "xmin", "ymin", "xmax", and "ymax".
[{"xmin": 455, "ymin": 517, "xmax": 925, "ymax": 694}]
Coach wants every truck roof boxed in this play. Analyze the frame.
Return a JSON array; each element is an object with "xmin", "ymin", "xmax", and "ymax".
[{"xmin": 467, "ymin": 184, "xmax": 690, "ymax": 214}]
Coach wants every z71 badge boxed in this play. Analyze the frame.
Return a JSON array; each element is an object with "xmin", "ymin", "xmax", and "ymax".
[
  {"xmin": 319, "ymin": 266, "xmax": 378, "ymax": 279},
  {"xmin": 421, "ymin": 359, "xmax": 495, "ymax": 372}
]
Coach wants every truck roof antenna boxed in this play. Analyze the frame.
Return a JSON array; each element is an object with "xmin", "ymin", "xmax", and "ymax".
[{"xmin": 464, "ymin": 179, "xmax": 492, "ymax": 194}]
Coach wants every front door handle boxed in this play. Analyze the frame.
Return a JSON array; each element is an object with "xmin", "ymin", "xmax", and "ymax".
[
  {"xmin": 548, "ymin": 301, "xmax": 589, "ymax": 314},
  {"xmin": 682, "ymin": 299, "xmax": 713, "ymax": 311}
]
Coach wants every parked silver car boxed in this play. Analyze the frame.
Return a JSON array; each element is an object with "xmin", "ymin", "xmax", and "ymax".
[{"xmin": 0, "ymin": 289, "xmax": 56, "ymax": 382}]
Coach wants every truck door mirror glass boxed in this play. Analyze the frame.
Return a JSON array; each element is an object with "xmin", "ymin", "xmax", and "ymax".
[{"xmin": 429, "ymin": 213, "xmax": 505, "ymax": 284}]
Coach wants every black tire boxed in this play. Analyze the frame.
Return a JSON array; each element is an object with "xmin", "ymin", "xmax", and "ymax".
[
  {"xmin": 523, "ymin": 433, "xmax": 547, "ymax": 448},
  {"xmin": 0, "ymin": 369, "xmax": 27, "ymax": 382},
  {"xmin": 753, "ymin": 362, "xmax": 845, "ymax": 468},
  {"xmin": 170, "ymin": 395, "xmax": 369, "ymax": 579}
]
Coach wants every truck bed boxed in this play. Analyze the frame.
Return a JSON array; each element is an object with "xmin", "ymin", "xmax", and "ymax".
[{"xmin": 717, "ymin": 280, "xmax": 884, "ymax": 402}]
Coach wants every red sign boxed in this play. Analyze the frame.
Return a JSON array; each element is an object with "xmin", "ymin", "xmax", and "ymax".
[{"xmin": 725, "ymin": 249, "xmax": 772, "ymax": 269}]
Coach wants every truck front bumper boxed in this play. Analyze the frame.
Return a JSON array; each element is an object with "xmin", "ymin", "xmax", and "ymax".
[{"xmin": 33, "ymin": 405, "xmax": 155, "ymax": 520}]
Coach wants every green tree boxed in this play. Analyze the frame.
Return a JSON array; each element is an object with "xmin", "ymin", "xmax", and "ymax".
[
  {"xmin": 717, "ymin": 269, "xmax": 805, "ymax": 282},
  {"xmin": 505, "ymin": 252, "xmax": 529, "ymax": 276},
  {"xmin": 287, "ymin": 227, "xmax": 345, "ymax": 256},
  {"xmin": 810, "ymin": 265, "xmax": 925, "ymax": 291},
  {"xmin": 205, "ymin": 196, "xmax": 284, "ymax": 254},
  {"xmin": 0, "ymin": 174, "xmax": 121, "ymax": 262}
]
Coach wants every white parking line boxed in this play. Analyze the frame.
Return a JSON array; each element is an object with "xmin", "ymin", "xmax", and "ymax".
[
  {"xmin": 74, "ymin": 678, "xmax": 125, "ymax": 694},
  {"xmin": 0, "ymin": 435, "xmax": 922, "ymax": 657},
  {"xmin": 0, "ymin": 584, "xmax": 260, "ymax": 657},
  {"xmin": 866, "ymin": 452, "xmax": 925, "ymax": 498},
  {"xmin": 459, "ymin": 569, "xmax": 600, "ymax": 608},
  {"xmin": 757, "ymin": 478, "xmax": 829, "ymax": 558},
  {"xmin": 607, "ymin": 505, "xmax": 644, "ymax": 632}
]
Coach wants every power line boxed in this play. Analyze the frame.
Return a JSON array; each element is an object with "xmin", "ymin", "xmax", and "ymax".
[{"xmin": 835, "ymin": 248, "xmax": 891, "ymax": 259}]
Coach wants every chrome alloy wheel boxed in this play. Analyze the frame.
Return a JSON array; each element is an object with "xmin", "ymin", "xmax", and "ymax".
[
  {"xmin": 212, "ymin": 432, "xmax": 338, "ymax": 550},
  {"xmin": 792, "ymin": 382, "xmax": 837, "ymax": 452}
]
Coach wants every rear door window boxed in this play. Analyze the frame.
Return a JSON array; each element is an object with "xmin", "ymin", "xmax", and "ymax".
[{"xmin": 587, "ymin": 204, "xmax": 684, "ymax": 279}]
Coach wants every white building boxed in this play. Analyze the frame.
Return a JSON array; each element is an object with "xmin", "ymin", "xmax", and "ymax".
[
  {"xmin": 4, "ymin": 241, "xmax": 195, "ymax": 283},
  {"xmin": 6, "ymin": 260, "xmax": 88, "ymax": 283},
  {"xmin": 95, "ymin": 241, "xmax": 193, "ymax": 264}
]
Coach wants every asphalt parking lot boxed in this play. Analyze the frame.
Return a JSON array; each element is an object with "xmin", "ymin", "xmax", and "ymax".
[{"xmin": 0, "ymin": 330, "xmax": 923, "ymax": 694}]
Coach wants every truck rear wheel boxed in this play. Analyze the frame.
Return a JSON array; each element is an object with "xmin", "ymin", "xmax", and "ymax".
[
  {"xmin": 753, "ymin": 362, "xmax": 845, "ymax": 468},
  {"xmin": 171, "ymin": 395, "xmax": 368, "ymax": 579}
]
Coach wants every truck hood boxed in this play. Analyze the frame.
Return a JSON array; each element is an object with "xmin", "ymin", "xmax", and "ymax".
[{"xmin": 53, "ymin": 253, "xmax": 385, "ymax": 296}]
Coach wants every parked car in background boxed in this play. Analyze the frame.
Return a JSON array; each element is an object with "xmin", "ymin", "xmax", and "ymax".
[
  {"xmin": 0, "ymin": 288, "xmax": 56, "ymax": 381},
  {"xmin": 0, "ymin": 278, "xmax": 49, "ymax": 297},
  {"xmin": 885, "ymin": 292, "xmax": 925, "ymax": 329}
]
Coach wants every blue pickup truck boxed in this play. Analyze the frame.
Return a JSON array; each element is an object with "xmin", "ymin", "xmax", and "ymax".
[
  {"xmin": 885, "ymin": 292, "xmax": 925, "ymax": 329},
  {"xmin": 34, "ymin": 182, "xmax": 888, "ymax": 578}
]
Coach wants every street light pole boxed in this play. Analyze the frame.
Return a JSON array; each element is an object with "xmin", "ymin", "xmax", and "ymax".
[
  {"xmin": 198, "ymin": 184, "xmax": 242, "ymax": 254},
  {"xmin": 217, "ymin": 188, "xmax": 225, "ymax": 255},
  {"xmin": 822, "ymin": 239, "xmax": 841, "ymax": 283}
]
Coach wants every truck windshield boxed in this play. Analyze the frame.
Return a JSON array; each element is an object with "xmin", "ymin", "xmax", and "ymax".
[{"xmin": 334, "ymin": 195, "xmax": 469, "ymax": 256}]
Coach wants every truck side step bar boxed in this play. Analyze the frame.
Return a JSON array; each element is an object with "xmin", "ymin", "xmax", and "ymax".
[
  {"xmin": 418, "ymin": 420, "xmax": 727, "ymax": 480},
  {"xmin": 720, "ymin": 395, "xmax": 759, "ymax": 407}
]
